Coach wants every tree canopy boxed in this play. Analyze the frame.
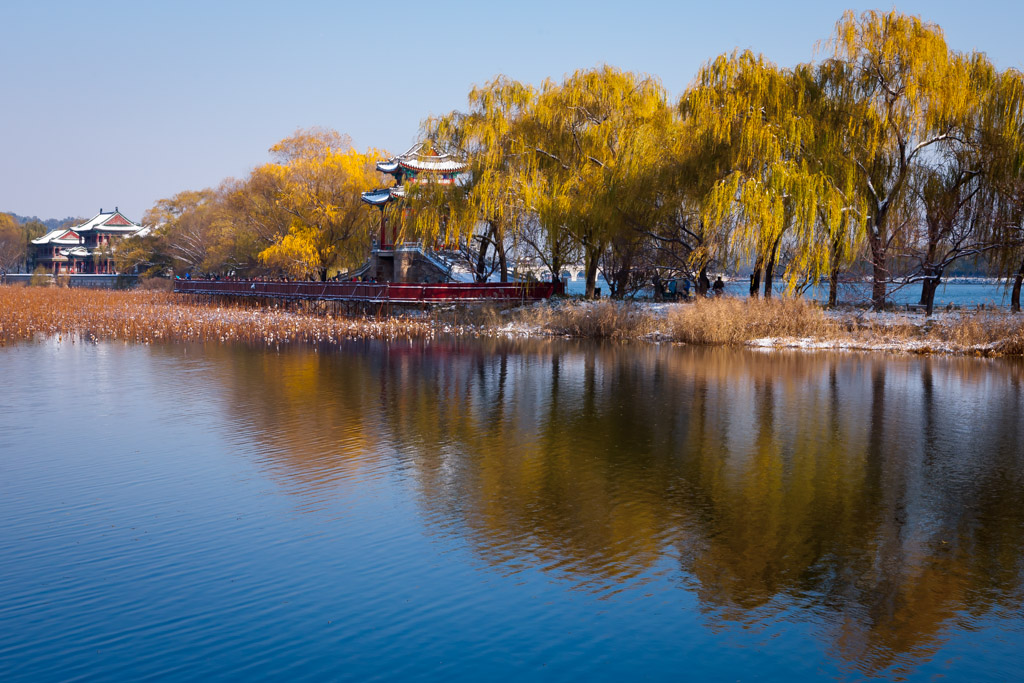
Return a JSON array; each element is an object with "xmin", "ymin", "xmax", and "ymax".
[{"xmin": 119, "ymin": 10, "xmax": 1024, "ymax": 310}]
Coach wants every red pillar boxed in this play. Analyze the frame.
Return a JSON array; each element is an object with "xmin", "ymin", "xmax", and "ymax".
[{"xmin": 379, "ymin": 206, "xmax": 387, "ymax": 249}]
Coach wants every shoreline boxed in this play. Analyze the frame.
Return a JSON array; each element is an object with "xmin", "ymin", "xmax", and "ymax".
[{"xmin": 1, "ymin": 286, "xmax": 1023, "ymax": 357}]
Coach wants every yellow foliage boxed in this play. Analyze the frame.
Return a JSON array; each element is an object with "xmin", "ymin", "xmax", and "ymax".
[{"xmin": 257, "ymin": 134, "xmax": 384, "ymax": 280}]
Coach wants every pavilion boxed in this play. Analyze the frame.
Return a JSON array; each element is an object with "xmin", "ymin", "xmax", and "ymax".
[
  {"xmin": 28, "ymin": 208, "xmax": 149, "ymax": 275},
  {"xmin": 361, "ymin": 143, "xmax": 466, "ymax": 249}
]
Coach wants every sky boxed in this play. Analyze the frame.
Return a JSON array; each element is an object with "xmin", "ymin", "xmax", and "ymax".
[{"xmin": 2, "ymin": 0, "xmax": 1023, "ymax": 222}]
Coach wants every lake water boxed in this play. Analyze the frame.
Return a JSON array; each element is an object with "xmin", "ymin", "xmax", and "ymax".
[
  {"xmin": 570, "ymin": 277, "xmax": 1019, "ymax": 308},
  {"xmin": 1, "ymin": 338, "xmax": 1022, "ymax": 681}
]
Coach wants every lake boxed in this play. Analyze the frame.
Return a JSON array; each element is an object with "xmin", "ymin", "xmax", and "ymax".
[
  {"xmin": 569, "ymin": 277, "xmax": 1019, "ymax": 308},
  {"xmin": 1, "ymin": 337, "xmax": 1022, "ymax": 680}
]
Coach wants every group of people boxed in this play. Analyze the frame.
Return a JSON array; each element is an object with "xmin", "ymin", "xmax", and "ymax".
[
  {"xmin": 661, "ymin": 275, "xmax": 725, "ymax": 301},
  {"xmin": 175, "ymin": 274, "xmax": 300, "ymax": 283}
]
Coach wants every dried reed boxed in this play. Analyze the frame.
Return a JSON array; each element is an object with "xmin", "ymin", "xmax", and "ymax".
[
  {"xmin": 665, "ymin": 296, "xmax": 841, "ymax": 344},
  {"xmin": 3, "ymin": 285, "xmax": 1023, "ymax": 355},
  {"xmin": 0, "ymin": 286, "xmax": 457, "ymax": 347},
  {"xmin": 541, "ymin": 301, "xmax": 656, "ymax": 339}
]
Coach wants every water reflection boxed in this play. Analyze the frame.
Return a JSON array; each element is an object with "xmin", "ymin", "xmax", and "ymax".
[{"xmin": 191, "ymin": 340, "xmax": 1024, "ymax": 677}]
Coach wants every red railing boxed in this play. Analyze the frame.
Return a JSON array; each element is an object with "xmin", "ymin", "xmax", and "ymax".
[{"xmin": 173, "ymin": 279, "xmax": 563, "ymax": 302}]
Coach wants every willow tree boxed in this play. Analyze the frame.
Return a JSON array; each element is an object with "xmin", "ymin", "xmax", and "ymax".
[
  {"xmin": 257, "ymin": 129, "xmax": 382, "ymax": 280},
  {"xmin": 216, "ymin": 168, "xmax": 294, "ymax": 274},
  {"xmin": 820, "ymin": 10, "xmax": 978, "ymax": 310},
  {"xmin": 648, "ymin": 111, "xmax": 739, "ymax": 296},
  {"xmin": 417, "ymin": 77, "xmax": 538, "ymax": 282},
  {"xmin": 682, "ymin": 52, "xmax": 864, "ymax": 300},
  {"xmin": 143, "ymin": 189, "xmax": 220, "ymax": 274},
  {"xmin": 601, "ymin": 86, "xmax": 676, "ymax": 298},
  {"xmin": 911, "ymin": 155, "xmax": 996, "ymax": 316},
  {"xmin": 980, "ymin": 67, "xmax": 1024, "ymax": 312},
  {"xmin": 523, "ymin": 66, "xmax": 671, "ymax": 298},
  {"xmin": 0, "ymin": 213, "xmax": 25, "ymax": 273}
]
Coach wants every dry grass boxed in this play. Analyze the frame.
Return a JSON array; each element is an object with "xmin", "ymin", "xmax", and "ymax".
[
  {"xmin": 506, "ymin": 296, "xmax": 839, "ymax": 344},
  {"xmin": 665, "ymin": 296, "xmax": 841, "ymax": 344},
  {"xmin": 0, "ymin": 285, "xmax": 454, "ymax": 346},
  {"xmin": 936, "ymin": 311, "xmax": 1024, "ymax": 354},
  {"xmin": 538, "ymin": 300, "xmax": 656, "ymax": 339},
  {"xmin": 503, "ymin": 295, "xmax": 1024, "ymax": 355},
  {"xmin": 3, "ymin": 285, "xmax": 1023, "ymax": 355}
]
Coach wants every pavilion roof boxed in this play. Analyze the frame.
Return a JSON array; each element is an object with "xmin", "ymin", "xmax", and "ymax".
[
  {"xmin": 32, "ymin": 209, "xmax": 145, "ymax": 245},
  {"xmin": 361, "ymin": 186, "xmax": 406, "ymax": 206},
  {"xmin": 376, "ymin": 143, "xmax": 467, "ymax": 176},
  {"xmin": 33, "ymin": 228, "xmax": 81, "ymax": 245}
]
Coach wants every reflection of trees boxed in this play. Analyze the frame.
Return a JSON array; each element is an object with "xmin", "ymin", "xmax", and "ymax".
[
  {"xmin": 192, "ymin": 340, "xmax": 1024, "ymax": 675},
  {"xmin": 189, "ymin": 342, "xmax": 390, "ymax": 499}
]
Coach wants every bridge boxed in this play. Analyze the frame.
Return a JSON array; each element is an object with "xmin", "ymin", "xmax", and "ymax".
[{"xmin": 173, "ymin": 278, "xmax": 564, "ymax": 307}]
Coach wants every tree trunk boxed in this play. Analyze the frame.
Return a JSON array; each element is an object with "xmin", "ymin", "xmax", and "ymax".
[
  {"xmin": 763, "ymin": 258, "xmax": 775, "ymax": 299},
  {"xmin": 828, "ymin": 265, "xmax": 839, "ymax": 308},
  {"xmin": 475, "ymin": 228, "xmax": 491, "ymax": 283},
  {"xmin": 868, "ymin": 221, "xmax": 888, "ymax": 311},
  {"xmin": 612, "ymin": 252, "xmax": 632, "ymax": 299},
  {"xmin": 920, "ymin": 270, "xmax": 942, "ymax": 317},
  {"xmin": 550, "ymin": 253, "xmax": 562, "ymax": 285},
  {"xmin": 749, "ymin": 259, "xmax": 762, "ymax": 298},
  {"xmin": 1012, "ymin": 257, "xmax": 1024, "ymax": 313},
  {"xmin": 919, "ymin": 213, "xmax": 943, "ymax": 314},
  {"xmin": 697, "ymin": 267, "xmax": 710, "ymax": 297},
  {"xmin": 497, "ymin": 236, "xmax": 508, "ymax": 283},
  {"xmin": 763, "ymin": 235, "xmax": 781, "ymax": 298},
  {"xmin": 584, "ymin": 245, "xmax": 601, "ymax": 299},
  {"xmin": 871, "ymin": 259, "xmax": 887, "ymax": 310},
  {"xmin": 318, "ymin": 267, "xmax": 328, "ymax": 282}
]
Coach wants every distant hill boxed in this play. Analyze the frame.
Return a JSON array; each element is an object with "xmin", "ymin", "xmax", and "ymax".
[{"xmin": 6, "ymin": 213, "xmax": 84, "ymax": 231}]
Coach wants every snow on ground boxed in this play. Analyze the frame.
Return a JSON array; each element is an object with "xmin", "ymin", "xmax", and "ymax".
[{"xmin": 474, "ymin": 297, "xmax": 1020, "ymax": 355}]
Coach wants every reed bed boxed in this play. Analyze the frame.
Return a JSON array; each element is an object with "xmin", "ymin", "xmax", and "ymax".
[
  {"xmin": 665, "ymin": 296, "xmax": 841, "ymax": 344},
  {"xmin": 533, "ymin": 300, "xmax": 657, "ymax": 339},
  {"xmin": 503, "ymin": 296, "xmax": 1024, "ymax": 355},
  {"xmin": 0, "ymin": 286, "xmax": 455, "ymax": 347},
  {"xmin": 2, "ymin": 285, "xmax": 1022, "ymax": 355}
]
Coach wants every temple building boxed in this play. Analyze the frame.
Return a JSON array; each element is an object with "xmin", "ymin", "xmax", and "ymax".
[
  {"xmin": 360, "ymin": 144, "xmax": 467, "ymax": 282},
  {"xmin": 28, "ymin": 208, "xmax": 148, "ymax": 275},
  {"xmin": 361, "ymin": 143, "xmax": 466, "ymax": 249}
]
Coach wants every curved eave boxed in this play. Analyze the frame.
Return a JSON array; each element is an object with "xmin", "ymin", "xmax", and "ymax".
[
  {"xmin": 398, "ymin": 159, "xmax": 467, "ymax": 173},
  {"xmin": 361, "ymin": 188, "xmax": 393, "ymax": 206},
  {"xmin": 376, "ymin": 161, "xmax": 401, "ymax": 174}
]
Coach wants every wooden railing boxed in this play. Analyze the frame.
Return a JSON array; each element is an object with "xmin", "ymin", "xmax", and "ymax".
[{"xmin": 173, "ymin": 279, "xmax": 564, "ymax": 303}]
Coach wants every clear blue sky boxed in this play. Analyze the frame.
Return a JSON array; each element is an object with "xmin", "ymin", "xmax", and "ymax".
[{"xmin": 2, "ymin": 0, "xmax": 1022, "ymax": 221}]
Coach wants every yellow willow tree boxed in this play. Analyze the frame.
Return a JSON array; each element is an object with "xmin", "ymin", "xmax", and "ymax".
[
  {"xmin": 215, "ymin": 169, "xmax": 294, "ymax": 274},
  {"xmin": 522, "ymin": 66, "xmax": 671, "ymax": 299},
  {"xmin": 976, "ymin": 66, "xmax": 1024, "ymax": 313},
  {"xmin": 258, "ymin": 129, "xmax": 383, "ymax": 281},
  {"xmin": 820, "ymin": 10, "xmax": 978, "ymax": 310},
  {"xmin": 418, "ymin": 77, "xmax": 539, "ymax": 282},
  {"xmin": 600, "ymin": 90, "xmax": 677, "ymax": 298},
  {"xmin": 681, "ymin": 51, "xmax": 865, "ymax": 300},
  {"xmin": 0, "ymin": 212, "xmax": 25, "ymax": 273}
]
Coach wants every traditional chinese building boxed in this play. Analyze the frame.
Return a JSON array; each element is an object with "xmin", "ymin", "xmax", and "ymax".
[
  {"xmin": 361, "ymin": 143, "xmax": 466, "ymax": 249},
  {"xmin": 28, "ymin": 208, "xmax": 148, "ymax": 275},
  {"xmin": 360, "ymin": 144, "xmax": 467, "ymax": 282}
]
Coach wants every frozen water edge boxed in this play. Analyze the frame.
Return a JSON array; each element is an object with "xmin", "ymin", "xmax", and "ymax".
[{"xmin": 479, "ymin": 299, "xmax": 1022, "ymax": 356}]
